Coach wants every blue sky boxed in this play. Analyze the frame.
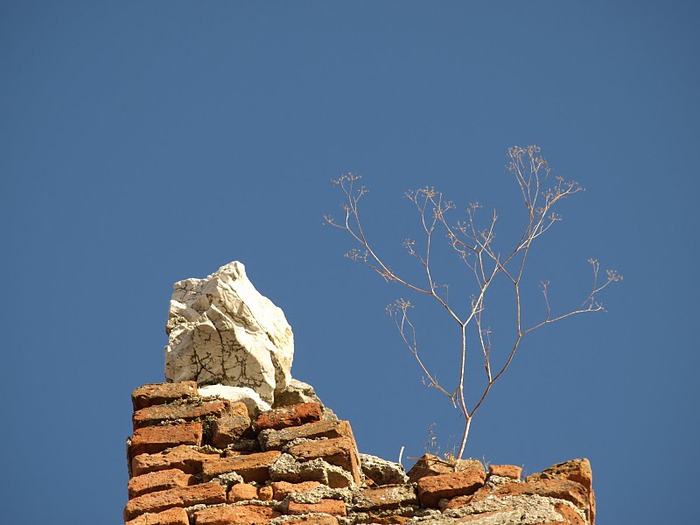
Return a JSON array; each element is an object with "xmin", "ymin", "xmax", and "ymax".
[{"xmin": 2, "ymin": 2, "xmax": 698, "ymax": 523}]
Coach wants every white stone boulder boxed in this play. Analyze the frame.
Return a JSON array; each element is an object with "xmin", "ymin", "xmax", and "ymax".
[{"xmin": 164, "ymin": 261, "xmax": 294, "ymax": 404}]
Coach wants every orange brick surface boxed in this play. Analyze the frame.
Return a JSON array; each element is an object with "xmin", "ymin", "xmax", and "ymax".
[
  {"xmin": 407, "ymin": 456, "xmax": 485, "ymax": 484},
  {"xmin": 227, "ymin": 483, "xmax": 258, "ymax": 502},
  {"xmin": 271, "ymin": 480, "xmax": 321, "ymax": 501},
  {"xmin": 211, "ymin": 404, "xmax": 251, "ymax": 448},
  {"xmin": 133, "ymin": 399, "xmax": 228, "ymax": 429},
  {"xmin": 258, "ymin": 485, "xmax": 273, "ymax": 501},
  {"xmin": 132, "ymin": 382, "xmax": 198, "ymax": 410},
  {"xmin": 131, "ymin": 421, "xmax": 203, "ymax": 456},
  {"xmin": 443, "ymin": 487, "xmax": 490, "ymax": 510},
  {"xmin": 260, "ymin": 419, "xmax": 354, "ymax": 450},
  {"xmin": 488, "ymin": 464, "xmax": 522, "ymax": 480},
  {"xmin": 125, "ymin": 507, "xmax": 190, "ymax": 525},
  {"xmin": 526, "ymin": 458, "xmax": 595, "ymax": 524},
  {"xmin": 124, "ymin": 482, "xmax": 226, "ymax": 520},
  {"xmin": 553, "ymin": 502, "xmax": 587, "ymax": 525},
  {"xmin": 255, "ymin": 402, "xmax": 322, "ymax": 430},
  {"xmin": 417, "ymin": 470, "xmax": 486, "ymax": 507},
  {"xmin": 132, "ymin": 444, "xmax": 221, "ymax": 476},
  {"xmin": 128, "ymin": 468, "xmax": 195, "ymax": 498},
  {"xmin": 287, "ymin": 499, "xmax": 347, "ymax": 516},
  {"xmin": 202, "ymin": 450, "xmax": 282, "ymax": 483},
  {"xmin": 194, "ymin": 504, "xmax": 281, "ymax": 525}
]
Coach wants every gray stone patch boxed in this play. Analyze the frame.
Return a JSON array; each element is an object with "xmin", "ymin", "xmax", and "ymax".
[
  {"xmin": 193, "ymin": 444, "xmax": 226, "ymax": 454},
  {"xmin": 282, "ymin": 436, "xmax": 328, "ymax": 453},
  {"xmin": 344, "ymin": 506, "xmax": 421, "ymax": 525},
  {"xmin": 485, "ymin": 475, "xmax": 519, "ymax": 488},
  {"xmin": 439, "ymin": 494, "xmax": 566, "ymax": 524},
  {"xmin": 285, "ymin": 485, "xmax": 353, "ymax": 505},
  {"xmin": 272, "ymin": 514, "xmax": 336, "ymax": 525},
  {"xmin": 323, "ymin": 407, "xmax": 340, "ymax": 421},
  {"xmin": 258, "ymin": 419, "xmax": 349, "ymax": 451},
  {"xmin": 351, "ymin": 484, "xmax": 417, "ymax": 512},
  {"xmin": 273, "ymin": 378, "xmax": 324, "ymax": 408},
  {"xmin": 360, "ymin": 453, "xmax": 409, "ymax": 486},
  {"xmin": 211, "ymin": 471, "xmax": 244, "ymax": 486},
  {"xmin": 269, "ymin": 453, "xmax": 355, "ymax": 488}
]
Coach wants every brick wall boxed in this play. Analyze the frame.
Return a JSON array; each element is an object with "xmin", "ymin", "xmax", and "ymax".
[{"xmin": 125, "ymin": 382, "xmax": 595, "ymax": 525}]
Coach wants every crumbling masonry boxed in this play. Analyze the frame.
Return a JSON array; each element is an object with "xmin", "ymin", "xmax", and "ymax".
[{"xmin": 124, "ymin": 381, "xmax": 595, "ymax": 525}]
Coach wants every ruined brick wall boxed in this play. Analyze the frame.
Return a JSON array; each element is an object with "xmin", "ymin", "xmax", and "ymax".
[{"xmin": 125, "ymin": 382, "xmax": 595, "ymax": 525}]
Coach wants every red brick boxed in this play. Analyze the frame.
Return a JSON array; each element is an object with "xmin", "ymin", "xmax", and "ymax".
[
  {"xmin": 128, "ymin": 468, "xmax": 195, "ymax": 498},
  {"xmin": 132, "ymin": 444, "xmax": 221, "ymax": 476},
  {"xmin": 227, "ymin": 483, "xmax": 258, "ymax": 502},
  {"xmin": 124, "ymin": 482, "xmax": 226, "ymax": 520},
  {"xmin": 407, "ymin": 454, "xmax": 484, "ymax": 483},
  {"xmin": 211, "ymin": 402, "xmax": 251, "ymax": 448},
  {"xmin": 255, "ymin": 402, "xmax": 322, "ymax": 430},
  {"xmin": 133, "ymin": 399, "xmax": 228, "ymax": 429},
  {"xmin": 125, "ymin": 507, "xmax": 189, "ymax": 525},
  {"xmin": 527, "ymin": 459, "xmax": 593, "ymax": 492},
  {"xmin": 259, "ymin": 419, "xmax": 355, "ymax": 450},
  {"xmin": 416, "ymin": 469, "xmax": 486, "ymax": 507},
  {"xmin": 131, "ymin": 422, "xmax": 203, "ymax": 456},
  {"xmin": 194, "ymin": 504, "xmax": 280, "ymax": 525},
  {"xmin": 442, "ymin": 486, "xmax": 490, "ymax": 510},
  {"xmin": 132, "ymin": 382, "xmax": 198, "ymax": 410},
  {"xmin": 258, "ymin": 485, "xmax": 273, "ymax": 501},
  {"xmin": 488, "ymin": 464, "xmax": 522, "ymax": 480},
  {"xmin": 270, "ymin": 481, "xmax": 321, "ymax": 501},
  {"xmin": 287, "ymin": 437, "xmax": 361, "ymax": 485},
  {"xmin": 202, "ymin": 450, "xmax": 282, "ymax": 483},
  {"xmin": 287, "ymin": 499, "xmax": 347, "ymax": 516}
]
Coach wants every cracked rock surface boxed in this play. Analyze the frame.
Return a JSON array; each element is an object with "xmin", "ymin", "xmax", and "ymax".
[{"xmin": 165, "ymin": 261, "xmax": 294, "ymax": 404}]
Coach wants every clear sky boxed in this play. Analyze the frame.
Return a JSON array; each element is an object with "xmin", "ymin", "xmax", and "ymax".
[{"xmin": 2, "ymin": 2, "xmax": 698, "ymax": 524}]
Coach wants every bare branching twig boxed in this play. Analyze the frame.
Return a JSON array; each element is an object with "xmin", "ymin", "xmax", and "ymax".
[{"xmin": 324, "ymin": 146, "xmax": 621, "ymax": 460}]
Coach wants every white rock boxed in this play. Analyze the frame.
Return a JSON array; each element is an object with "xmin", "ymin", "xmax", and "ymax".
[
  {"xmin": 164, "ymin": 261, "xmax": 294, "ymax": 404},
  {"xmin": 198, "ymin": 384, "xmax": 271, "ymax": 416}
]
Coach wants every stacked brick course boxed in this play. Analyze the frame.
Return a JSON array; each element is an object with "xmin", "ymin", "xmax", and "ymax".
[{"xmin": 125, "ymin": 382, "xmax": 595, "ymax": 525}]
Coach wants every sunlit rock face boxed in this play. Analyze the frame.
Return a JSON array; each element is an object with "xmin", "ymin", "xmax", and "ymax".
[{"xmin": 164, "ymin": 261, "xmax": 294, "ymax": 404}]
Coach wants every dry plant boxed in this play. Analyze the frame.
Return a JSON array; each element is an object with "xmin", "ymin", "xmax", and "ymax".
[{"xmin": 324, "ymin": 146, "xmax": 622, "ymax": 461}]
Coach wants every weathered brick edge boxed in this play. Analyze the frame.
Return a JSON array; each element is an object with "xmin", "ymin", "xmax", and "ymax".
[{"xmin": 125, "ymin": 382, "xmax": 595, "ymax": 525}]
